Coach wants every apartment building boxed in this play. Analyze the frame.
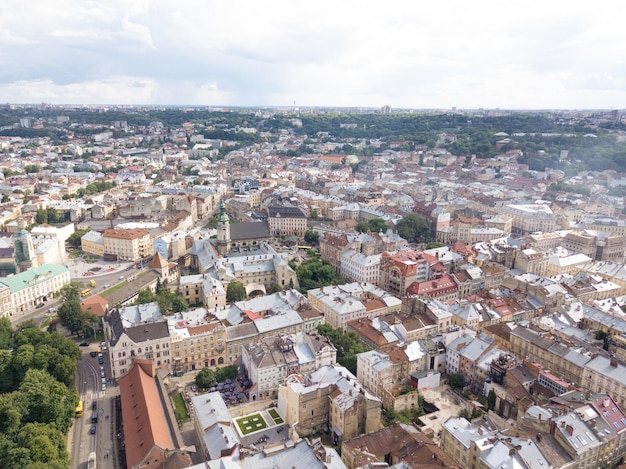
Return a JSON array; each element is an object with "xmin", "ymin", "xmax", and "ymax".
[
  {"xmin": 267, "ymin": 205, "xmax": 307, "ymax": 237},
  {"xmin": 441, "ymin": 417, "xmax": 552, "ymax": 469},
  {"xmin": 379, "ymin": 250, "xmax": 431, "ymax": 297},
  {"xmin": 509, "ymin": 326, "xmax": 592, "ymax": 387},
  {"xmin": 168, "ymin": 308, "xmax": 226, "ymax": 373},
  {"xmin": 103, "ymin": 227, "xmax": 151, "ymax": 261},
  {"xmin": 340, "ymin": 250, "xmax": 381, "ymax": 285},
  {"xmin": 104, "ymin": 302, "xmax": 172, "ymax": 379},
  {"xmin": 499, "ymin": 203, "xmax": 556, "ymax": 235},
  {"xmin": 406, "ymin": 273, "xmax": 459, "ymax": 302},
  {"xmin": 80, "ymin": 230, "xmax": 105, "ymax": 256},
  {"xmin": 515, "ymin": 248, "xmax": 549, "ymax": 276},
  {"xmin": 582, "ymin": 355, "xmax": 626, "ymax": 409}
]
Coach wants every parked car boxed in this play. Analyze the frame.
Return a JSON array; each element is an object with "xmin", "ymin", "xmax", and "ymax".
[
  {"xmin": 98, "ymin": 357, "xmax": 103, "ymax": 364},
  {"xmin": 89, "ymin": 351, "xmax": 97, "ymax": 358},
  {"xmin": 91, "ymin": 401, "xmax": 97, "ymax": 410},
  {"xmin": 79, "ymin": 342, "xmax": 89, "ymax": 347},
  {"xmin": 90, "ymin": 426, "xmax": 96, "ymax": 435}
]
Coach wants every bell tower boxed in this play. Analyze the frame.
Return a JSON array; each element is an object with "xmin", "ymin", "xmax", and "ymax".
[{"xmin": 216, "ymin": 202, "xmax": 231, "ymax": 256}]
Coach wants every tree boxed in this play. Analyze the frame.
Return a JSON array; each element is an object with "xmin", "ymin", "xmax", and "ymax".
[
  {"xmin": 396, "ymin": 213, "xmax": 429, "ymax": 242},
  {"xmin": 136, "ymin": 289, "xmax": 157, "ymax": 304},
  {"xmin": 226, "ymin": 281, "xmax": 246, "ymax": 303},
  {"xmin": 1, "ymin": 194, "xmax": 10, "ymax": 203},
  {"xmin": 215, "ymin": 365, "xmax": 238, "ymax": 382},
  {"xmin": 447, "ymin": 373, "xmax": 466, "ymax": 390},
  {"xmin": 195, "ymin": 368, "xmax": 216, "ymax": 388},
  {"xmin": 35, "ymin": 209, "xmax": 48, "ymax": 225},
  {"xmin": 487, "ymin": 389, "xmax": 497, "ymax": 410},
  {"xmin": 425, "ymin": 242, "xmax": 446, "ymax": 249},
  {"xmin": 310, "ymin": 209, "xmax": 318, "ymax": 220},
  {"xmin": 24, "ymin": 164, "xmax": 41, "ymax": 174},
  {"xmin": 368, "ymin": 218, "xmax": 388, "ymax": 232},
  {"xmin": 57, "ymin": 300, "xmax": 82, "ymax": 335},
  {"xmin": 66, "ymin": 229, "xmax": 88, "ymax": 247},
  {"xmin": 16, "ymin": 422, "xmax": 70, "ymax": 467},
  {"xmin": 304, "ymin": 230, "xmax": 319, "ymax": 244},
  {"xmin": 355, "ymin": 222, "xmax": 370, "ymax": 233}
]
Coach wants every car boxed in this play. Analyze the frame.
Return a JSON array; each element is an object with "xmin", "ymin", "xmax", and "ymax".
[
  {"xmin": 91, "ymin": 401, "xmax": 97, "ymax": 410},
  {"xmin": 100, "ymin": 341, "xmax": 106, "ymax": 348},
  {"xmin": 37, "ymin": 303, "xmax": 44, "ymax": 308},
  {"xmin": 89, "ymin": 351, "xmax": 97, "ymax": 358},
  {"xmin": 98, "ymin": 357, "xmax": 104, "ymax": 365},
  {"xmin": 101, "ymin": 377, "xmax": 106, "ymax": 385},
  {"xmin": 101, "ymin": 383, "xmax": 106, "ymax": 391},
  {"xmin": 89, "ymin": 425, "xmax": 96, "ymax": 435},
  {"xmin": 119, "ymin": 275, "xmax": 124, "ymax": 280},
  {"xmin": 103, "ymin": 284, "xmax": 109, "ymax": 289},
  {"xmin": 79, "ymin": 342, "xmax": 89, "ymax": 347}
]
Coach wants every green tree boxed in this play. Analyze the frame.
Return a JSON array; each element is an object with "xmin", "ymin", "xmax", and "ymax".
[
  {"xmin": 0, "ymin": 317, "xmax": 12, "ymax": 350},
  {"xmin": 57, "ymin": 300, "xmax": 82, "ymax": 335},
  {"xmin": 35, "ymin": 209, "xmax": 48, "ymax": 225},
  {"xmin": 66, "ymin": 229, "xmax": 88, "ymax": 247},
  {"xmin": 195, "ymin": 368, "xmax": 216, "ymax": 388},
  {"xmin": 215, "ymin": 365, "xmax": 238, "ymax": 381},
  {"xmin": 396, "ymin": 213, "xmax": 429, "ymax": 242},
  {"xmin": 16, "ymin": 422, "xmax": 70, "ymax": 467},
  {"xmin": 24, "ymin": 164, "xmax": 41, "ymax": 174},
  {"xmin": 447, "ymin": 373, "xmax": 466, "ymax": 390},
  {"xmin": 355, "ymin": 222, "xmax": 370, "ymax": 233},
  {"xmin": 425, "ymin": 242, "xmax": 446, "ymax": 249},
  {"xmin": 1, "ymin": 194, "xmax": 10, "ymax": 203},
  {"xmin": 226, "ymin": 281, "xmax": 246, "ymax": 303},
  {"xmin": 136, "ymin": 289, "xmax": 157, "ymax": 304},
  {"xmin": 310, "ymin": 209, "xmax": 318, "ymax": 220},
  {"xmin": 487, "ymin": 389, "xmax": 497, "ymax": 410},
  {"xmin": 304, "ymin": 230, "xmax": 319, "ymax": 244},
  {"xmin": 46, "ymin": 208, "xmax": 59, "ymax": 224},
  {"xmin": 368, "ymin": 218, "xmax": 388, "ymax": 232}
]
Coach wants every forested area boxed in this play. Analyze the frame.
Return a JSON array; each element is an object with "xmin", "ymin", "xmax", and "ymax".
[{"xmin": 0, "ymin": 318, "xmax": 81, "ymax": 468}]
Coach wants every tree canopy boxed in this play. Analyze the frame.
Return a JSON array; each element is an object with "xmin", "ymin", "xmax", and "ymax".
[
  {"xmin": 316, "ymin": 323, "xmax": 369, "ymax": 374},
  {"xmin": 0, "ymin": 321, "xmax": 79, "ymax": 468},
  {"xmin": 396, "ymin": 214, "xmax": 429, "ymax": 243},
  {"xmin": 226, "ymin": 281, "xmax": 246, "ymax": 303}
]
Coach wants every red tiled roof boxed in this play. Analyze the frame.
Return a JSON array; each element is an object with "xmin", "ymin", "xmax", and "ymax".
[{"xmin": 119, "ymin": 359, "xmax": 175, "ymax": 469}]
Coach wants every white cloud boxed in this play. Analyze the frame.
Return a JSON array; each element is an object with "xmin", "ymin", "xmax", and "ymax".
[{"xmin": 0, "ymin": 0, "xmax": 625, "ymax": 108}]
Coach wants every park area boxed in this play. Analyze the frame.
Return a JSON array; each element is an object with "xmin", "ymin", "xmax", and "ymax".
[
  {"xmin": 235, "ymin": 413, "xmax": 268, "ymax": 435},
  {"xmin": 268, "ymin": 408, "xmax": 284, "ymax": 424}
]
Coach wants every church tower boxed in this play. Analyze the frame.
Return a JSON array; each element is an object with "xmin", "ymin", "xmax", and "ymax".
[
  {"xmin": 216, "ymin": 202, "xmax": 231, "ymax": 256},
  {"xmin": 13, "ymin": 217, "xmax": 38, "ymax": 272}
]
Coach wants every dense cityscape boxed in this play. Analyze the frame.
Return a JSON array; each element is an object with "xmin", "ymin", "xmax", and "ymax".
[{"xmin": 1, "ymin": 103, "xmax": 626, "ymax": 469}]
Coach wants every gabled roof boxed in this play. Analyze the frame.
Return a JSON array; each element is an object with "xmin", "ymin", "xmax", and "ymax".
[{"xmin": 119, "ymin": 359, "xmax": 176, "ymax": 469}]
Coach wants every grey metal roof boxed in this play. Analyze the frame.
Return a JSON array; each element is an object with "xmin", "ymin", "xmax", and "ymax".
[{"xmin": 229, "ymin": 221, "xmax": 270, "ymax": 241}]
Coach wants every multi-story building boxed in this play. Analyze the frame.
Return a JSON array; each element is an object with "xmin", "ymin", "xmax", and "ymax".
[
  {"xmin": 379, "ymin": 250, "xmax": 431, "ymax": 297},
  {"xmin": 340, "ymin": 250, "xmax": 381, "ymax": 285},
  {"xmin": 515, "ymin": 248, "xmax": 548, "ymax": 276},
  {"xmin": 267, "ymin": 205, "xmax": 307, "ymax": 237},
  {"xmin": 178, "ymin": 274, "xmax": 226, "ymax": 309},
  {"xmin": 499, "ymin": 203, "xmax": 556, "ymax": 235},
  {"xmin": 0, "ymin": 263, "xmax": 70, "ymax": 316},
  {"xmin": 308, "ymin": 282, "xmax": 400, "ymax": 331},
  {"xmin": 441, "ymin": 417, "xmax": 553, "ymax": 469},
  {"xmin": 552, "ymin": 411, "xmax": 603, "ymax": 469},
  {"xmin": 104, "ymin": 302, "xmax": 171, "ymax": 378},
  {"xmin": 278, "ymin": 365, "xmax": 381, "ymax": 442},
  {"xmin": 582, "ymin": 355, "xmax": 626, "ymax": 409},
  {"xmin": 406, "ymin": 273, "xmax": 459, "ymax": 302},
  {"xmin": 510, "ymin": 326, "xmax": 592, "ymax": 387},
  {"xmin": 341, "ymin": 424, "xmax": 459, "ymax": 469},
  {"xmin": 0, "ymin": 283, "xmax": 11, "ymax": 318},
  {"xmin": 103, "ymin": 228, "xmax": 152, "ymax": 261},
  {"xmin": 168, "ymin": 308, "xmax": 226, "ymax": 373},
  {"xmin": 80, "ymin": 230, "xmax": 105, "ymax": 256}
]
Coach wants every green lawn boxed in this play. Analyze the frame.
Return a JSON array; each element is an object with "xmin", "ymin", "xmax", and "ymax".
[
  {"xmin": 235, "ymin": 413, "xmax": 267, "ymax": 435},
  {"xmin": 172, "ymin": 393, "xmax": 190, "ymax": 423},
  {"xmin": 101, "ymin": 281, "xmax": 127, "ymax": 297},
  {"xmin": 268, "ymin": 408, "xmax": 284, "ymax": 424}
]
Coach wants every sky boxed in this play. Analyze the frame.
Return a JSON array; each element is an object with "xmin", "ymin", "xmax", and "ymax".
[{"xmin": 1, "ymin": 0, "xmax": 626, "ymax": 109}]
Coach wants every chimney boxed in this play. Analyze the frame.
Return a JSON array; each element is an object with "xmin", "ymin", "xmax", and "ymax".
[
  {"xmin": 509, "ymin": 448, "xmax": 516, "ymax": 456},
  {"xmin": 566, "ymin": 425, "xmax": 574, "ymax": 436},
  {"xmin": 610, "ymin": 358, "xmax": 618, "ymax": 368},
  {"xmin": 603, "ymin": 396, "xmax": 611, "ymax": 408}
]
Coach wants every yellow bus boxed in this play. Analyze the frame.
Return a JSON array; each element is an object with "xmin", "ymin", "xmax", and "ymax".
[
  {"xmin": 75, "ymin": 400, "xmax": 84, "ymax": 418},
  {"xmin": 80, "ymin": 289, "xmax": 91, "ymax": 297},
  {"xmin": 89, "ymin": 279, "xmax": 96, "ymax": 287}
]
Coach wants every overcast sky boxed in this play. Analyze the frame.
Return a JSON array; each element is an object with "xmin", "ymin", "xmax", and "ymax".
[{"xmin": 1, "ymin": 1, "xmax": 625, "ymax": 109}]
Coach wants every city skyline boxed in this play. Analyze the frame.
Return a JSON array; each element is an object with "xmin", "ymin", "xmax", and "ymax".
[{"xmin": 2, "ymin": 1, "xmax": 626, "ymax": 109}]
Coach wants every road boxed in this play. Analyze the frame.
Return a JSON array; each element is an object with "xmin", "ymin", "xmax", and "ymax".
[
  {"xmin": 9, "ymin": 259, "xmax": 135, "ymax": 328},
  {"xmin": 71, "ymin": 346, "xmax": 117, "ymax": 469}
]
